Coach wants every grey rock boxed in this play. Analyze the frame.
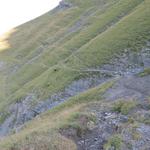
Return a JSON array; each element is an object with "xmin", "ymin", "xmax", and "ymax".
[{"xmin": 119, "ymin": 115, "xmax": 128, "ymax": 123}]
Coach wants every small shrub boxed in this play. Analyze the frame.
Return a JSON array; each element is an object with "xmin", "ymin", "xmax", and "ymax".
[
  {"xmin": 132, "ymin": 131, "xmax": 141, "ymax": 140},
  {"xmin": 127, "ymin": 117, "xmax": 135, "ymax": 124},
  {"xmin": 142, "ymin": 118, "xmax": 150, "ymax": 125},
  {"xmin": 0, "ymin": 112, "xmax": 10, "ymax": 124},
  {"xmin": 104, "ymin": 134, "xmax": 123, "ymax": 150},
  {"xmin": 61, "ymin": 112, "xmax": 97, "ymax": 137},
  {"xmin": 139, "ymin": 68, "xmax": 150, "ymax": 77},
  {"xmin": 112, "ymin": 100, "xmax": 137, "ymax": 115}
]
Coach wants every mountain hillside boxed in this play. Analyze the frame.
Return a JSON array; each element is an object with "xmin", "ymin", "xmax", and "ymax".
[{"xmin": 0, "ymin": 0, "xmax": 150, "ymax": 149}]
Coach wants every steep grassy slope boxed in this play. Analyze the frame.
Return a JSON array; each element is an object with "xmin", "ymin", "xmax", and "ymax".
[
  {"xmin": 10, "ymin": 0, "xmax": 150, "ymax": 102},
  {"xmin": 1, "ymin": 0, "xmax": 148, "ymax": 107},
  {"xmin": 0, "ymin": 0, "xmax": 150, "ymax": 149},
  {"xmin": 0, "ymin": 0, "xmax": 115, "ymax": 105}
]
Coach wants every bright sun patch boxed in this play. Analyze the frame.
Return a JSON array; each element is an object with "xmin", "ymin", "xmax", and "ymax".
[{"xmin": 0, "ymin": 29, "xmax": 16, "ymax": 51}]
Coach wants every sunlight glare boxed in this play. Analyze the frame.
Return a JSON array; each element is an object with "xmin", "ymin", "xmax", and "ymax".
[{"xmin": 0, "ymin": 0, "xmax": 61, "ymax": 35}]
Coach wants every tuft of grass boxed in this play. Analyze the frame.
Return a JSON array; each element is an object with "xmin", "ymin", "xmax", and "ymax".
[
  {"xmin": 138, "ymin": 116, "xmax": 150, "ymax": 125},
  {"xmin": 60, "ymin": 112, "xmax": 97, "ymax": 137},
  {"xmin": 139, "ymin": 68, "xmax": 150, "ymax": 77},
  {"xmin": 132, "ymin": 130, "xmax": 141, "ymax": 140},
  {"xmin": 104, "ymin": 134, "xmax": 123, "ymax": 150},
  {"xmin": 128, "ymin": 123, "xmax": 142, "ymax": 141},
  {"xmin": 67, "ymin": 112, "xmax": 97, "ymax": 124},
  {"xmin": 143, "ymin": 119, "xmax": 150, "ymax": 125},
  {"xmin": 0, "ymin": 112, "xmax": 10, "ymax": 124},
  {"xmin": 112, "ymin": 100, "xmax": 137, "ymax": 115}
]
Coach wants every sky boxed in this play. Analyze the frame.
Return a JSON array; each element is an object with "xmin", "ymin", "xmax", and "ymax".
[{"xmin": 0, "ymin": 0, "xmax": 61, "ymax": 35}]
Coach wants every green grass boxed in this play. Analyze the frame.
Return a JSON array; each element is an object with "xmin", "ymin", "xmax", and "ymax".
[
  {"xmin": 3, "ymin": 132, "xmax": 77, "ymax": 150},
  {"xmin": 0, "ymin": 0, "xmax": 148, "ymax": 110},
  {"xmin": 142, "ymin": 119, "xmax": 150, "ymax": 125},
  {"xmin": 66, "ymin": 0, "xmax": 149, "ymax": 69},
  {"xmin": 13, "ymin": 0, "xmax": 150, "ymax": 104},
  {"xmin": 139, "ymin": 68, "xmax": 150, "ymax": 77},
  {"xmin": 0, "ymin": 112, "xmax": 10, "ymax": 124},
  {"xmin": 104, "ymin": 134, "xmax": 123, "ymax": 150},
  {"xmin": 0, "ymin": 0, "xmax": 150, "ymax": 149},
  {"xmin": 4, "ymin": 0, "xmax": 119, "ymax": 94},
  {"xmin": 112, "ymin": 100, "xmax": 137, "ymax": 115},
  {"xmin": 60, "ymin": 112, "xmax": 97, "ymax": 137}
]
